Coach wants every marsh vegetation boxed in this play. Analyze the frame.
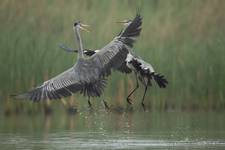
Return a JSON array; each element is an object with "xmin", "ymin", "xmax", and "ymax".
[{"xmin": 0, "ymin": 0, "xmax": 225, "ymax": 114}]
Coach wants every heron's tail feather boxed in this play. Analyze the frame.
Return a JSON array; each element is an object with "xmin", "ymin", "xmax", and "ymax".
[
  {"xmin": 81, "ymin": 79, "xmax": 107, "ymax": 97},
  {"xmin": 153, "ymin": 73, "xmax": 168, "ymax": 88}
]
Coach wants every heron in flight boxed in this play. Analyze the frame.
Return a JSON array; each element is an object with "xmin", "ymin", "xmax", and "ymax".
[
  {"xmin": 13, "ymin": 16, "xmax": 142, "ymax": 108},
  {"xmin": 60, "ymin": 17, "xmax": 168, "ymax": 110}
]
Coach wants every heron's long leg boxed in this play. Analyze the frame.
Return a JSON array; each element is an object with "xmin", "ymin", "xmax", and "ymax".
[
  {"xmin": 88, "ymin": 97, "xmax": 92, "ymax": 108},
  {"xmin": 127, "ymin": 73, "xmax": 139, "ymax": 104},
  {"xmin": 102, "ymin": 99, "xmax": 109, "ymax": 110},
  {"xmin": 141, "ymin": 85, "xmax": 148, "ymax": 111}
]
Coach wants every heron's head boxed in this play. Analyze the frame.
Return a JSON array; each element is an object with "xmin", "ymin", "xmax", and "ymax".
[
  {"xmin": 116, "ymin": 19, "xmax": 132, "ymax": 26},
  {"xmin": 73, "ymin": 21, "xmax": 90, "ymax": 32}
]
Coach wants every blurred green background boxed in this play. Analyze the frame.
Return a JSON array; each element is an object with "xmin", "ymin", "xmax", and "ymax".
[{"xmin": 1, "ymin": 0, "xmax": 225, "ymax": 114}]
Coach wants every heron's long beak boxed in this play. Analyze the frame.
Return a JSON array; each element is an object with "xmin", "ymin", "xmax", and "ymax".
[
  {"xmin": 80, "ymin": 23, "xmax": 90, "ymax": 32},
  {"xmin": 116, "ymin": 20, "xmax": 128, "ymax": 24}
]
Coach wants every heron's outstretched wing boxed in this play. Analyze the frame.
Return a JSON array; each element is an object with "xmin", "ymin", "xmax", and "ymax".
[
  {"xmin": 117, "ymin": 14, "xmax": 142, "ymax": 47},
  {"xmin": 14, "ymin": 67, "xmax": 83, "ymax": 101},
  {"xmin": 14, "ymin": 14, "xmax": 142, "ymax": 101},
  {"xmin": 87, "ymin": 14, "xmax": 142, "ymax": 77},
  {"xmin": 153, "ymin": 73, "xmax": 168, "ymax": 88},
  {"xmin": 59, "ymin": 14, "xmax": 142, "ymax": 75},
  {"xmin": 117, "ymin": 61, "xmax": 132, "ymax": 73}
]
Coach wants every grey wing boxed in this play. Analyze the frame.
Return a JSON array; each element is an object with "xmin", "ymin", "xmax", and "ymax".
[
  {"xmin": 14, "ymin": 67, "xmax": 82, "ymax": 101},
  {"xmin": 135, "ymin": 57, "xmax": 168, "ymax": 88},
  {"xmin": 138, "ymin": 58, "xmax": 155, "ymax": 73},
  {"xmin": 117, "ymin": 61, "xmax": 132, "ymax": 73},
  {"xmin": 117, "ymin": 14, "xmax": 142, "ymax": 47},
  {"xmin": 89, "ymin": 40, "xmax": 129, "ymax": 77},
  {"xmin": 86, "ymin": 14, "xmax": 142, "ymax": 77}
]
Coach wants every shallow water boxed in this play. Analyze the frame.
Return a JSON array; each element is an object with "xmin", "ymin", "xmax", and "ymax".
[{"xmin": 1, "ymin": 111, "xmax": 225, "ymax": 150}]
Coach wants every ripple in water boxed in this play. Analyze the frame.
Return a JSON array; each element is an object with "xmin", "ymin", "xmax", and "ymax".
[{"xmin": 1, "ymin": 132, "xmax": 225, "ymax": 150}]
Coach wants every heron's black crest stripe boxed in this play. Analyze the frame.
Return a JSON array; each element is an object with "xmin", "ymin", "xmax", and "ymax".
[{"xmin": 74, "ymin": 21, "xmax": 80, "ymax": 27}]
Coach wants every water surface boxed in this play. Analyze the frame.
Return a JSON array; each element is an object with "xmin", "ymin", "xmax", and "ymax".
[{"xmin": 1, "ymin": 111, "xmax": 225, "ymax": 150}]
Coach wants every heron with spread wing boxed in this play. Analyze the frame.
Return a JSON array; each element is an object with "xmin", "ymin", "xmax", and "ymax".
[
  {"xmin": 60, "ymin": 15, "xmax": 168, "ymax": 110},
  {"xmin": 13, "ymin": 16, "xmax": 142, "ymax": 108}
]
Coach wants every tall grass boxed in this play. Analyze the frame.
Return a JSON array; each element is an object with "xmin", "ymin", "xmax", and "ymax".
[{"xmin": 0, "ymin": 0, "xmax": 225, "ymax": 113}]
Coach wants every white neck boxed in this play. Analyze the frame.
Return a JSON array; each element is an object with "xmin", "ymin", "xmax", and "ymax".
[{"xmin": 74, "ymin": 27, "xmax": 84, "ymax": 58}]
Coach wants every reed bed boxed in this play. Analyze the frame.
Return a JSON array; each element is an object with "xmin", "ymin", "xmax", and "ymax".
[{"xmin": 0, "ymin": 0, "xmax": 225, "ymax": 114}]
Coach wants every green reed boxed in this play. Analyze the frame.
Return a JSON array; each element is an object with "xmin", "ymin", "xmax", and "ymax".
[{"xmin": 0, "ymin": 0, "xmax": 225, "ymax": 113}]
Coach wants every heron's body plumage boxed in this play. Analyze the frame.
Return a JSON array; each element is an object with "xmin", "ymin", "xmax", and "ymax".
[
  {"xmin": 59, "ymin": 14, "xmax": 168, "ymax": 107},
  {"xmin": 14, "ymin": 15, "xmax": 142, "ymax": 102}
]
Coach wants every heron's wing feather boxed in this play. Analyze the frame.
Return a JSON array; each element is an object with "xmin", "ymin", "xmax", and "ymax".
[
  {"xmin": 14, "ymin": 14, "xmax": 143, "ymax": 101},
  {"xmin": 153, "ymin": 73, "xmax": 168, "ymax": 88},
  {"xmin": 132, "ymin": 57, "xmax": 168, "ymax": 88},
  {"xmin": 117, "ymin": 14, "xmax": 142, "ymax": 47},
  {"xmin": 117, "ymin": 62, "xmax": 132, "ymax": 73},
  {"xmin": 88, "ymin": 40, "xmax": 129, "ymax": 77},
  {"xmin": 14, "ymin": 67, "xmax": 82, "ymax": 101},
  {"xmin": 87, "ymin": 14, "xmax": 142, "ymax": 77}
]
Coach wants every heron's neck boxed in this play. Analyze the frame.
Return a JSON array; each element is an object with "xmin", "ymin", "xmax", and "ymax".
[
  {"xmin": 120, "ymin": 23, "xmax": 131, "ymax": 37},
  {"xmin": 75, "ymin": 27, "xmax": 84, "ymax": 58}
]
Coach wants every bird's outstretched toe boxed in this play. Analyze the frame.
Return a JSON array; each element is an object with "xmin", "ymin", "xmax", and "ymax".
[
  {"xmin": 141, "ymin": 102, "xmax": 146, "ymax": 111},
  {"xmin": 103, "ymin": 100, "xmax": 110, "ymax": 110},
  {"xmin": 67, "ymin": 106, "xmax": 78, "ymax": 115},
  {"xmin": 126, "ymin": 97, "xmax": 133, "ymax": 105},
  {"xmin": 126, "ymin": 104, "xmax": 134, "ymax": 112},
  {"xmin": 88, "ymin": 100, "xmax": 93, "ymax": 109}
]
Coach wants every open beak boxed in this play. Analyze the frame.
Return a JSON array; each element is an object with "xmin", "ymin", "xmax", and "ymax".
[
  {"xmin": 116, "ymin": 20, "xmax": 128, "ymax": 24},
  {"xmin": 80, "ymin": 23, "xmax": 90, "ymax": 32}
]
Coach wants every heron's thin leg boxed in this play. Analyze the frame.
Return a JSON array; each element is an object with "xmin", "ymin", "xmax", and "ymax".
[
  {"xmin": 127, "ymin": 73, "xmax": 139, "ymax": 104},
  {"xmin": 141, "ymin": 85, "xmax": 148, "ymax": 111},
  {"xmin": 103, "ymin": 99, "xmax": 109, "ymax": 110},
  {"xmin": 88, "ymin": 97, "xmax": 92, "ymax": 108}
]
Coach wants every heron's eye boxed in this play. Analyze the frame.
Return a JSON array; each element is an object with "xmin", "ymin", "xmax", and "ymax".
[{"xmin": 74, "ymin": 21, "xmax": 80, "ymax": 27}]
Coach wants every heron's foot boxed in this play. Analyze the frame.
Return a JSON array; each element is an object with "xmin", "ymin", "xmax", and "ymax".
[
  {"xmin": 126, "ymin": 104, "xmax": 134, "ymax": 112},
  {"xmin": 67, "ymin": 106, "xmax": 77, "ymax": 115},
  {"xmin": 44, "ymin": 105, "xmax": 53, "ymax": 115},
  {"xmin": 103, "ymin": 100, "xmax": 109, "ymax": 110},
  {"xmin": 126, "ymin": 97, "xmax": 133, "ymax": 105},
  {"xmin": 141, "ymin": 102, "xmax": 146, "ymax": 111},
  {"xmin": 88, "ymin": 100, "xmax": 92, "ymax": 109},
  {"xmin": 87, "ymin": 104, "xmax": 94, "ymax": 113}
]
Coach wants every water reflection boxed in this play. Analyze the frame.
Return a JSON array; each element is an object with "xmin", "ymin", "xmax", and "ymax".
[
  {"xmin": 1, "ymin": 111, "xmax": 225, "ymax": 150},
  {"xmin": 1, "ymin": 131, "xmax": 225, "ymax": 150},
  {"xmin": 43, "ymin": 114, "xmax": 51, "ymax": 140}
]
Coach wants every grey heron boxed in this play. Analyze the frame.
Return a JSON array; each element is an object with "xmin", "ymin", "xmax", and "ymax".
[
  {"xmin": 13, "ymin": 16, "xmax": 142, "ymax": 108},
  {"xmin": 60, "ymin": 16, "xmax": 168, "ymax": 110}
]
